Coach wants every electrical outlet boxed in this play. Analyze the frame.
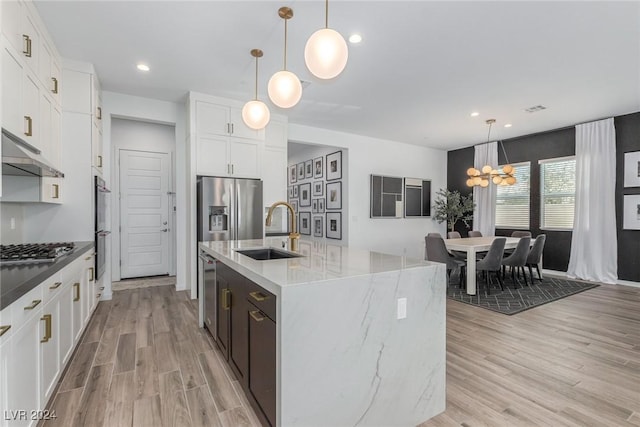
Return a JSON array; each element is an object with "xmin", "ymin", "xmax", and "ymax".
[{"xmin": 397, "ymin": 298, "xmax": 407, "ymax": 319}]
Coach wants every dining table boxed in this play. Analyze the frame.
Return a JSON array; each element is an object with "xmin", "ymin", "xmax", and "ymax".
[{"xmin": 444, "ymin": 236, "xmax": 533, "ymax": 295}]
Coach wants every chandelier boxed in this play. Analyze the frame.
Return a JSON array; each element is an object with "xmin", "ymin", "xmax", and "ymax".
[{"xmin": 466, "ymin": 119, "xmax": 517, "ymax": 187}]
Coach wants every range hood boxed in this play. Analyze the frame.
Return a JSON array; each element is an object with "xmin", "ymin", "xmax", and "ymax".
[{"xmin": 1, "ymin": 128, "xmax": 64, "ymax": 178}]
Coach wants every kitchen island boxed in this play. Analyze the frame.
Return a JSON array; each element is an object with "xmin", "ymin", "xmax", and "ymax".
[{"xmin": 199, "ymin": 238, "xmax": 446, "ymax": 427}]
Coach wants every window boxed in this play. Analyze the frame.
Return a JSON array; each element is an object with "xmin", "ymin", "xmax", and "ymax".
[
  {"xmin": 496, "ymin": 162, "xmax": 530, "ymax": 229},
  {"xmin": 540, "ymin": 157, "xmax": 576, "ymax": 229}
]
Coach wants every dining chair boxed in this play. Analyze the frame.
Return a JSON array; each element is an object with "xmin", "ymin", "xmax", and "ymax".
[
  {"xmin": 468, "ymin": 231, "xmax": 483, "ymax": 237},
  {"xmin": 447, "ymin": 231, "xmax": 462, "ymax": 239},
  {"xmin": 525, "ymin": 234, "xmax": 546, "ymax": 282},
  {"xmin": 501, "ymin": 237, "xmax": 531, "ymax": 287},
  {"xmin": 427, "ymin": 232, "xmax": 442, "ymax": 238},
  {"xmin": 475, "ymin": 237, "xmax": 506, "ymax": 295},
  {"xmin": 425, "ymin": 235, "xmax": 466, "ymax": 288}
]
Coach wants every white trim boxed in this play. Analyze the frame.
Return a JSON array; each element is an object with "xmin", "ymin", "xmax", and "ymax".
[{"xmin": 538, "ymin": 155, "xmax": 576, "ymax": 165}]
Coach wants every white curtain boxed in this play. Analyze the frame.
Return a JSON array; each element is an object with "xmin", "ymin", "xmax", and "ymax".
[
  {"xmin": 567, "ymin": 118, "xmax": 617, "ymax": 284},
  {"xmin": 473, "ymin": 142, "xmax": 497, "ymax": 236}
]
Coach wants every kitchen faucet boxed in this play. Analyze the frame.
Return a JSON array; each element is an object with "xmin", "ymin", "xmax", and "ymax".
[{"xmin": 265, "ymin": 201, "xmax": 300, "ymax": 251}]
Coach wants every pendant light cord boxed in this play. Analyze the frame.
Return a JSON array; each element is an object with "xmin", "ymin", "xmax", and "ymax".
[
  {"xmin": 325, "ymin": 0, "xmax": 329, "ymax": 28},
  {"xmin": 254, "ymin": 57, "xmax": 258, "ymax": 101},
  {"xmin": 283, "ymin": 19, "xmax": 288, "ymax": 70}
]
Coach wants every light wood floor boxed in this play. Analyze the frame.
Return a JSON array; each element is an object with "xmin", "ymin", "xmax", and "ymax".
[
  {"xmin": 42, "ymin": 285, "xmax": 261, "ymax": 427},
  {"xmin": 43, "ymin": 283, "xmax": 640, "ymax": 427}
]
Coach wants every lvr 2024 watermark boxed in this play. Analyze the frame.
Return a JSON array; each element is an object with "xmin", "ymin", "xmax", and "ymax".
[{"xmin": 4, "ymin": 410, "xmax": 57, "ymax": 421}]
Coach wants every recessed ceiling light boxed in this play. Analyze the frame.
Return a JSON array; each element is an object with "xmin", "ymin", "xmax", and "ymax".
[
  {"xmin": 348, "ymin": 34, "xmax": 362, "ymax": 44},
  {"xmin": 136, "ymin": 63, "xmax": 150, "ymax": 72},
  {"xmin": 470, "ymin": 112, "xmax": 479, "ymax": 117},
  {"xmin": 504, "ymin": 123, "xmax": 512, "ymax": 128}
]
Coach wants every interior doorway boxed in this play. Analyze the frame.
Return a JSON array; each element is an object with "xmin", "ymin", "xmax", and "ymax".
[
  {"xmin": 112, "ymin": 118, "xmax": 176, "ymax": 281},
  {"xmin": 119, "ymin": 149, "xmax": 170, "ymax": 278}
]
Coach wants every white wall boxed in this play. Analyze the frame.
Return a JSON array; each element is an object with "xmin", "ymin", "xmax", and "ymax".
[
  {"xmin": 111, "ymin": 118, "xmax": 177, "ymax": 278},
  {"xmin": 103, "ymin": 91, "xmax": 188, "ymax": 296},
  {"xmin": 289, "ymin": 124, "xmax": 448, "ymax": 259}
]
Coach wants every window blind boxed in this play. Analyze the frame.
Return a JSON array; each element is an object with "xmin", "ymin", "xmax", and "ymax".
[
  {"xmin": 540, "ymin": 158, "xmax": 576, "ymax": 229},
  {"xmin": 496, "ymin": 162, "xmax": 530, "ymax": 229}
]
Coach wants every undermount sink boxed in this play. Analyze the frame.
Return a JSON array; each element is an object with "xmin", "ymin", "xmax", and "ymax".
[{"xmin": 235, "ymin": 248, "xmax": 303, "ymax": 261}]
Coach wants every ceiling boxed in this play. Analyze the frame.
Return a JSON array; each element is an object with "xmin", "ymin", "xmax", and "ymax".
[{"xmin": 35, "ymin": 1, "xmax": 640, "ymax": 150}]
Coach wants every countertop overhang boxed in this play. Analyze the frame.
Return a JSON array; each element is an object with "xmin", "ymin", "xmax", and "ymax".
[{"xmin": 1, "ymin": 241, "xmax": 94, "ymax": 310}]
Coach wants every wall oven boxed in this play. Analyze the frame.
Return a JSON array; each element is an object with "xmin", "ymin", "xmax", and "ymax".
[{"xmin": 95, "ymin": 176, "xmax": 111, "ymax": 280}]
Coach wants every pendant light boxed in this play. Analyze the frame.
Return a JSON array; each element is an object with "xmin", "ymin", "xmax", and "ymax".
[
  {"xmin": 466, "ymin": 119, "xmax": 517, "ymax": 188},
  {"xmin": 268, "ymin": 7, "xmax": 302, "ymax": 109},
  {"xmin": 242, "ymin": 49, "xmax": 271, "ymax": 130},
  {"xmin": 304, "ymin": 0, "xmax": 348, "ymax": 79}
]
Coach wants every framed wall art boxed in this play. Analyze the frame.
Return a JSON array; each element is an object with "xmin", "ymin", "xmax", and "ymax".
[
  {"xmin": 297, "ymin": 162, "xmax": 305, "ymax": 180},
  {"xmin": 314, "ymin": 157, "xmax": 324, "ymax": 178},
  {"xmin": 312, "ymin": 199, "xmax": 319, "ymax": 213},
  {"xmin": 624, "ymin": 151, "xmax": 640, "ymax": 187},
  {"xmin": 313, "ymin": 181, "xmax": 324, "ymax": 196},
  {"xmin": 293, "ymin": 185, "xmax": 299, "ymax": 198},
  {"xmin": 299, "ymin": 183, "xmax": 311, "ymax": 207},
  {"xmin": 299, "ymin": 212, "xmax": 311, "ymax": 235},
  {"xmin": 318, "ymin": 198, "xmax": 325, "ymax": 213},
  {"xmin": 404, "ymin": 178, "xmax": 431, "ymax": 217},
  {"xmin": 305, "ymin": 160, "xmax": 313, "ymax": 178},
  {"xmin": 291, "ymin": 200, "xmax": 298, "ymax": 212},
  {"xmin": 326, "ymin": 212, "xmax": 342, "ymax": 239},
  {"xmin": 288, "ymin": 186, "xmax": 294, "ymax": 198},
  {"xmin": 370, "ymin": 174, "xmax": 403, "ymax": 218},
  {"xmin": 623, "ymin": 194, "xmax": 640, "ymax": 230},
  {"xmin": 289, "ymin": 165, "xmax": 297, "ymax": 184},
  {"xmin": 313, "ymin": 216, "xmax": 324, "ymax": 237},
  {"xmin": 326, "ymin": 181, "xmax": 342, "ymax": 210},
  {"xmin": 326, "ymin": 151, "xmax": 342, "ymax": 181}
]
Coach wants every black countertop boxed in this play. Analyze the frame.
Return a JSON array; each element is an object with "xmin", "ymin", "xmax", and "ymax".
[{"xmin": 1, "ymin": 241, "xmax": 94, "ymax": 311}]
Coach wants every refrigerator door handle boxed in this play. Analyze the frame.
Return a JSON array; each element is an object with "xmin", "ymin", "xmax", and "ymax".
[{"xmin": 229, "ymin": 180, "xmax": 236, "ymax": 241}]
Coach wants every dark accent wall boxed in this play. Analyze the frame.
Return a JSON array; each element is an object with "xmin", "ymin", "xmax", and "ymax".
[{"xmin": 447, "ymin": 112, "xmax": 640, "ymax": 280}]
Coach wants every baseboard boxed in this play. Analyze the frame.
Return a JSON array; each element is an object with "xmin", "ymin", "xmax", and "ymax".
[{"xmin": 542, "ymin": 269, "xmax": 640, "ymax": 288}]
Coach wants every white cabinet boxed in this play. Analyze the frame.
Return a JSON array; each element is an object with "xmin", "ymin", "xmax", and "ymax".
[
  {"xmin": 0, "ymin": 338, "xmax": 10, "ymax": 427},
  {"xmin": 7, "ymin": 312, "xmax": 41, "ymax": 427},
  {"xmin": 71, "ymin": 278, "xmax": 82, "ymax": 343},
  {"xmin": 196, "ymin": 137, "xmax": 260, "ymax": 178},
  {"xmin": 40, "ymin": 295, "xmax": 60, "ymax": 405},
  {"xmin": 22, "ymin": 70, "xmax": 39, "ymax": 148},
  {"xmin": 1, "ymin": 0, "xmax": 24, "ymax": 54},
  {"xmin": 2, "ymin": 43, "xmax": 24, "ymax": 137},
  {"xmin": 92, "ymin": 120, "xmax": 103, "ymax": 174},
  {"xmin": 196, "ymin": 100, "xmax": 264, "ymax": 141},
  {"xmin": 20, "ymin": 9, "xmax": 40, "ymax": 75},
  {"xmin": 58, "ymin": 282, "xmax": 74, "ymax": 365},
  {"xmin": 82, "ymin": 256, "xmax": 95, "ymax": 325}
]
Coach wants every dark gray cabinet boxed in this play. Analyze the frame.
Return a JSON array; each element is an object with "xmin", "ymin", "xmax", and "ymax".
[{"xmin": 213, "ymin": 261, "xmax": 276, "ymax": 426}]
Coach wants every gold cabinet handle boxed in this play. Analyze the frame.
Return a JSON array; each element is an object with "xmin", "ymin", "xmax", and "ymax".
[
  {"xmin": 49, "ymin": 282, "xmax": 62, "ymax": 290},
  {"xmin": 24, "ymin": 299, "xmax": 42, "ymax": 310},
  {"xmin": 40, "ymin": 314, "xmax": 52, "ymax": 343},
  {"xmin": 222, "ymin": 289, "xmax": 230, "ymax": 310},
  {"xmin": 84, "ymin": 255, "xmax": 93, "ymax": 260},
  {"xmin": 249, "ymin": 291, "xmax": 267, "ymax": 302},
  {"xmin": 73, "ymin": 283, "xmax": 80, "ymax": 301},
  {"xmin": 89, "ymin": 267, "xmax": 95, "ymax": 281},
  {"xmin": 52, "ymin": 184, "xmax": 59, "ymax": 199},
  {"xmin": 99, "ymin": 287, "xmax": 105, "ymax": 291},
  {"xmin": 24, "ymin": 116, "xmax": 33, "ymax": 136},
  {"xmin": 97, "ymin": 107, "xmax": 102, "ymax": 120},
  {"xmin": 52, "ymin": 77, "xmax": 58, "ymax": 94},
  {"xmin": 0, "ymin": 325, "xmax": 11, "ymax": 337},
  {"xmin": 97, "ymin": 155, "xmax": 103, "ymax": 168},
  {"xmin": 249, "ymin": 310, "xmax": 264, "ymax": 322},
  {"xmin": 22, "ymin": 34, "xmax": 32, "ymax": 57}
]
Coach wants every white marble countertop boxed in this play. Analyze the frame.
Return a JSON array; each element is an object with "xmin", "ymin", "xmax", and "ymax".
[{"xmin": 199, "ymin": 238, "xmax": 440, "ymax": 295}]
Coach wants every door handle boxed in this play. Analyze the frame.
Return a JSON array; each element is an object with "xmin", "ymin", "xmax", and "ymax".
[
  {"xmin": 52, "ymin": 77, "xmax": 59, "ymax": 94},
  {"xmin": 249, "ymin": 310, "xmax": 265, "ymax": 322},
  {"xmin": 40, "ymin": 314, "xmax": 52, "ymax": 343},
  {"xmin": 89, "ymin": 267, "xmax": 95, "ymax": 281},
  {"xmin": 24, "ymin": 300, "xmax": 41, "ymax": 310},
  {"xmin": 49, "ymin": 282, "xmax": 62, "ymax": 290},
  {"xmin": 161, "ymin": 228, "xmax": 168, "ymax": 232},
  {"xmin": 24, "ymin": 116, "xmax": 33, "ymax": 136},
  {"xmin": 52, "ymin": 184, "xmax": 59, "ymax": 199},
  {"xmin": 0, "ymin": 325, "xmax": 11, "ymax": 337},
  {"xmin": 73, "ymin": 283, "xmax": 80, "ymax": 301},
  {"xmin": 23, "ymin": 34, "xmax": 32, "ymax": 57}
]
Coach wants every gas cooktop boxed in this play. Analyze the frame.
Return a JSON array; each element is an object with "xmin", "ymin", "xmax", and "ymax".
[{"xmin": 0, "ymin": 242, "xmax": 75, "ymax": 266}]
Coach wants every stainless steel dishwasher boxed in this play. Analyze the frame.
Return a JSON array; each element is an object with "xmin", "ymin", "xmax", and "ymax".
[{"xmin": 199, "ymin": 251, "xmax": 217, "ymax": 340}]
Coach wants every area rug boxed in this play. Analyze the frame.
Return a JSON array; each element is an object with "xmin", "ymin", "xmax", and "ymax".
[{"xmin": 447, "ymin": 275, "xmax": 599, "ymax": 315}]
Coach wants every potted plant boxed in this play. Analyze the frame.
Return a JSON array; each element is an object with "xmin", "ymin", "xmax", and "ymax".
[{"xmin": 433, "ymin": 189, "xmax": 475, "ymax": 232}]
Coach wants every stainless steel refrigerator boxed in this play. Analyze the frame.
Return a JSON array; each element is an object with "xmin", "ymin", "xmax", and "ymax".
[{"xmin": 197, "ymin": 176, "xmax": 264, "ymax": 242}]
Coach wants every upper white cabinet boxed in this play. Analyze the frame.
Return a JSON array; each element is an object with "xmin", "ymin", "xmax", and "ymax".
[
  {"xmin": 189, "ymin": 92, "xmax": 287, "ymax": 182},
  {"xmin": 195, "ymin": 100, "xmax": 265, "ymax": 141}
]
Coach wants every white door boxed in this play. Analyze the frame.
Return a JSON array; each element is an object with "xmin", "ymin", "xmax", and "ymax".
[{"xmin": 120, "ymin": 150, "xmax": 170, "ymax": 279}]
